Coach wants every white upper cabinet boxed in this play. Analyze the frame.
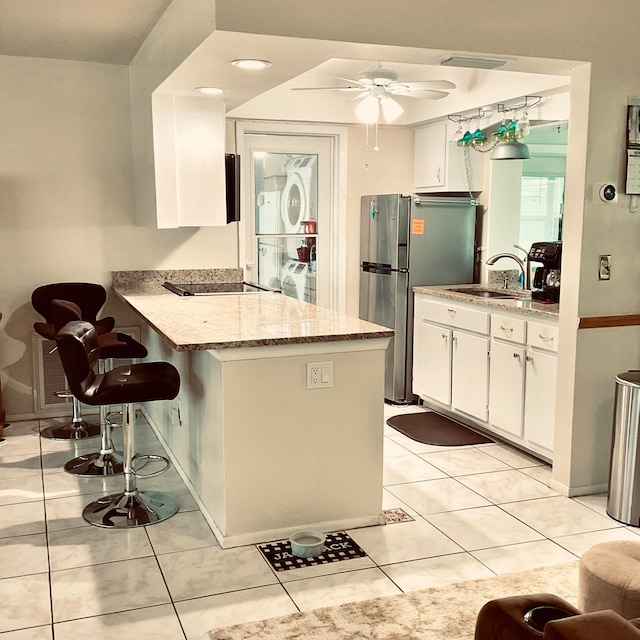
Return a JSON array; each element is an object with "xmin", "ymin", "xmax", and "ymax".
[
  {"xmin": 152, "ymin": 94, "xmax": 227, "ymax": 228},
  {"xmin": 413, "ymin": 121, "xmax": 483, "ymax": 194}
]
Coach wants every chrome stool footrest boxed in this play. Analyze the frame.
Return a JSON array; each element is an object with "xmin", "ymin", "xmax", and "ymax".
[
  {"xmin": 132, "ymin": 454, "xmax": 170, "ymax": 479},
  {"xmin": 82, "ymin": 490, "xmax": 179, "ymax": 528}
]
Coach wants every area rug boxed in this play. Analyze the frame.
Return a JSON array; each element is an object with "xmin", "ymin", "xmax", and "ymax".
[
  {"xmin": 209, "ymin": 561, "xmax": 579, "ymax": 640},
  {"xmin": 387, "ymin": 411, "xmax": 493, "ymax": 446}
]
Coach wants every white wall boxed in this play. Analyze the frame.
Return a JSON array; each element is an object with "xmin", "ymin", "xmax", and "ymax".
[{"xmin": 0, "ymin": 55, "xmax": 236, "ymax": 416}]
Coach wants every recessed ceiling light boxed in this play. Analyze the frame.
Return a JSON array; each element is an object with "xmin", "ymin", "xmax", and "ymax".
[
  {"xmin": 195, "ymin": 86, "xmax": 224, "ymax": 95},
  {"xmin": 231, "ymin": 59, "xmax": 272, "ymax": 70},
  {"xmin": 440, "ymin": 56, "xmax": 507, "ymax": 70}
]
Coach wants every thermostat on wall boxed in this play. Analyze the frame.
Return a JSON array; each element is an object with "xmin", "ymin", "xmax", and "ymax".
[{"xmin": 594, "ymin": 183, "xmax": 618, "ymax": 203}]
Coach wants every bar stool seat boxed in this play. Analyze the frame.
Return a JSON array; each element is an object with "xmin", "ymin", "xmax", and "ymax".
[
  {"xmin": 52, "ymin": 299, "xmax": 148, "ymax": 476},
  {"xmin": 56, "ymin": 320, "xmax": 180, "ymax": 528}
]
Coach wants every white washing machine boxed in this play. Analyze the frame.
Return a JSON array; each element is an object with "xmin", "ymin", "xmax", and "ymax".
[
  {"xmin": 281, "ymin": 155, "xmax": 317, "ymax": 257},
  {"xmin": 281, "ymin": 259, "xmax": 310, "ymax": 301}
]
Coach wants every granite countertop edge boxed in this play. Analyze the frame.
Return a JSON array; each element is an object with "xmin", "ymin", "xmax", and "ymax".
[{"xmin": 414, "ymin": 285, "xmax": 560, "ymax": 320}]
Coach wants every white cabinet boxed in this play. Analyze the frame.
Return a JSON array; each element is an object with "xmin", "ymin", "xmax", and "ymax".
[
  {"xmin": 413, "ymin": 295, "xmax": 490, "ymax": 421},
  {"xmin": 414, "ymin": 321, "xmax": 452, "ymax": 405},
  {"xmin": 452, "ymin": 331, "xmax": 490, "ymax": 421},
  {"xmin": 414, "ymin": 294, "xmax": 559, "ymax": 461},
  {"xmin": 152, "ymin": 93, "xmax": 227, "ymax": 229},
  {"xmin": 488, "ymin": 314, "xmax": 558, "ymax": 459},
  {"xmin": 413, "ymin": 121, "xmax": 483, "ymax": 193},
  {"xmin": 489, "ymin": 340, "xmax": 525, "ymax": 438},
  {"xmin": 523, "ymin": 321, "xmax": 559, "ymax": 454}
]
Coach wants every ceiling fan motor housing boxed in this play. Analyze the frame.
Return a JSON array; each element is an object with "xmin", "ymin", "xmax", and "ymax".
[{"xmin": 361, "ymin": 67, "xmax": 398, "ymax": 86}]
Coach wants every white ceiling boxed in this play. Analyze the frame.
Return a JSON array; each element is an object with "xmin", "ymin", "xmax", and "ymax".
[
  {"xmin": 0, "ymin": 3, "xmax": 574, "ymax": 127},
  {"xmin": 0, "ymin": 0, "xmax": 172, "ymax": 65}
]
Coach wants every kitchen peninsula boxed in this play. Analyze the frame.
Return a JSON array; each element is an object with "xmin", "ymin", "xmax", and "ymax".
[{"xmin": 112, "ymin": 270, "xmax": 393, "ymax": 548}]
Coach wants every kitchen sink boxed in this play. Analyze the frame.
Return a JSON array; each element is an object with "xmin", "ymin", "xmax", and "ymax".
[{"xmin": 447, "ymin": 288, "xmax": 516, "ymax": 299}]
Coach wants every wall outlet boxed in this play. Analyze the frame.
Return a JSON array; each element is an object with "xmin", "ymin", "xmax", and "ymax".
[
  {"xmin": 307, "ymin": 362, "xmax": 333, "ymax": 389},
  {"xmin": 598, "ymin": 255, "xmax": 611, "ymax": 280}
]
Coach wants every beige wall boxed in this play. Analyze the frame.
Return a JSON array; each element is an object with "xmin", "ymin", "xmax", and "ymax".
[{"xmin": 0, "ymin": 55, "xmax": 236, "ymax": 416}]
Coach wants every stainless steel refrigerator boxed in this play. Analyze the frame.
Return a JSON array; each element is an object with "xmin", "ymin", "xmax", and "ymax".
[{"xmin": 359, "ymin": 194, "xmax": 476, "ymax": 403}]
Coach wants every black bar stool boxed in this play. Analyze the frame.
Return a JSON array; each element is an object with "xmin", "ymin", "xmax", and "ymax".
[
  {"xmin": 51, "ymin": 299, "xmax": 148, "ymax": 476},
  {"xmin": 32, "ymin": 282, "xmax": 115, "ymax": 440},
  {"xmin": 56, "ymin": 319, "xmax": 180, "ymax": 528}
]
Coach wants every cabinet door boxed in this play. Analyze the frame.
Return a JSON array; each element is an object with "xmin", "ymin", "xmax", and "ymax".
[
  {"xmin": 489, "ymin": 341, "xmax": 525, "ymax": 437},
  {"xmin": 523, "ymin": 349, "xmax": 557, "ymax": 453},
  {"xmin": 452, "ymin": 331, "xmax": 489, "ymax": 421},
  {"xmin": 414, "ymin": 320, "xmax": 452, "ymax": 405},
  {"xmin": 414, "ymin": 123, "xmax": 446, "ymax": 190}
]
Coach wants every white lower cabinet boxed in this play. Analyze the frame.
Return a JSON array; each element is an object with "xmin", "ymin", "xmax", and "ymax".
[
  {"xmin": 489, "ymin": 340, "xmax": 525, "ymax": 438},
  {"xmin": 451, "ymin": 331, "xmax": 489, "ymax": 421},
  {"xmin": 523, "ymin": 348, "xmax": 557, "ymax": 452},
  {"xmin": 414, "ymin": 294, "xmax": 558, "ymax": 461},
  {"xmin": 414, "ymin": 321, "xmax": 452, "ymax": 406},
  {"xmin": 413, "ymin": 296, "xmax": 490, "ymax": 421}
]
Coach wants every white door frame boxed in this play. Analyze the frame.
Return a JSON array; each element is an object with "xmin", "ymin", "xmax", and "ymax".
[{"xmin": 234, "ymin": 120, "xmax": 349, "ymax": 314}]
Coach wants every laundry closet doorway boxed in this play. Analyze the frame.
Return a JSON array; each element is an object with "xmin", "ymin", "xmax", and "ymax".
[{"xmin": 236, "ymin": 122, "xmax": 347, "ymax": 312}]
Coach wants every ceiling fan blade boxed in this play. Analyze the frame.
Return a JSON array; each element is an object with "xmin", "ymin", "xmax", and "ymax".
[
  {"xmin": 291, "ymin": 86, "xmax": 365, "ymax": 92},
  {"xmin": 387, "ymin": 86, "xmax": 449, "ymax": 99},
  {"xmin": 337, "ymin": 75, "xmax": 374, "ymax": 86},
  {"xmin": 398, "ymin": 80, "xmax": 457, "ymax": 90}
]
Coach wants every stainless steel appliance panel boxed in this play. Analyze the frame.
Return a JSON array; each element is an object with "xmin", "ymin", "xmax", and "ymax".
[
  {"xmin": 359, "ymin": 266, "xmax": 408, "ymax": 401},
  {"xmin": 360, "ymin": 195, "xmax": 409, "ymax": 269},
  {"xmin": 359, "ymin": 193, "xmax": 476, "ymax": 404}
]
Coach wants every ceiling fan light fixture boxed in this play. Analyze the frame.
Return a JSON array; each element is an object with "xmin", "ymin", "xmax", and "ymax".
[
  {"xmin": 380, "ymin": 96, "xmax": 403, "ymax": 122},
  {"xmin": 355, "ymin": 94, "xmax": 380, "ymax": 124}
]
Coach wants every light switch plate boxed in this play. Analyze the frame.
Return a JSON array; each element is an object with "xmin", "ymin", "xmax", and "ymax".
[{"xmin": 598, "ymin": 255, "xmax": 611, "ymax": 280}]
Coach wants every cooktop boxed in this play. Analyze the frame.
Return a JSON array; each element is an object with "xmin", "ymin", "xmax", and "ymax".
[{"xmin": 162, "ymin": 281, "xmax": 273, "ymax": 296}]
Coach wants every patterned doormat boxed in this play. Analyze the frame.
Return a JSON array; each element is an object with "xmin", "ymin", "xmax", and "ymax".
[{"xmin": 257, "ymin": 531, "xmax": 367, "ymax": 572}]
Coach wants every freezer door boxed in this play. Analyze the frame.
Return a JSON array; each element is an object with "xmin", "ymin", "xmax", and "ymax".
[
  {"xmin": 360, "ymin": 195, "xmax": 410, "ymax": 269},
  {"xmin": 359, "ymin": 266, "xmax": 409, "ymax": 402}
]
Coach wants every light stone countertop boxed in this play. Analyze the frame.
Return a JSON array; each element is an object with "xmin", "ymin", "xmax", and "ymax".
[
  {"xmin": 112, "ymin": 271, "xmax": 393, "ymax": 351},
  {"xmin": 414, "ymin": 284, "xmax": 560, "ymax": 321}
]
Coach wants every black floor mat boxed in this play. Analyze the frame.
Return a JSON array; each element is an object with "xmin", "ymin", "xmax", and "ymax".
[
  {"xmin": 258, "ymin": 531, "xmax": 367, "ymax": 572},
  {"xmin": 387, "ymin": 411, "xmax": 493, "ymax": 446}
]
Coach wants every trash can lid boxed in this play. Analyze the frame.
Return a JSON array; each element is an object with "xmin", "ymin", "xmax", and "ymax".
[{"xmin": 615, "ymin": 371, "xmax": 640, "ymax": 386}]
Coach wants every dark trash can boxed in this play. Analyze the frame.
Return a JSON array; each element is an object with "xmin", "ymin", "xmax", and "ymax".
[{"xmin": 607, "ymin": 371, "xmax": 640, "ymax": 526}]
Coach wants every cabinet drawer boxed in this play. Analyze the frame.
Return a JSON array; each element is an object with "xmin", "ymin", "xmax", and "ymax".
[
  {"xmin": 528, "ymin": 321, "xmax": 559, "ymax": 352},
  {"xmin": 491, "ymin": 315, "xmax": 526, "ymax": 344},
  {"xmin": 420, "ymin": 299, "xmax": 489, "ymax": 334}
]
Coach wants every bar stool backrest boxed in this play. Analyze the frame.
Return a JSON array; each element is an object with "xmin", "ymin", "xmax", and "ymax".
[
  {"xmin": 32, "ymin": 283, "xmax": 114, "ymax": 339},
  {"xmin": 55, "ymin": 321, "xmax": 102, "ymax": 403}
]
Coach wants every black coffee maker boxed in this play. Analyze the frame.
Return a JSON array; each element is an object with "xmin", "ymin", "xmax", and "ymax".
[{"xmin": 528, "ymin": 241, "xmax": 562, "ymax": 303}]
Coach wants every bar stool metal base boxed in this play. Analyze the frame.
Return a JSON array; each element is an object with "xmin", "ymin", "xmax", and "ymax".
[
  {"xmin": 64, "ymin": 451, "xmax": 124, "ymax": 476},
  {"xmin": 82, "ymin": 490, "xmax": 179, "ymax": 528},
  {"xmin": 41, "ymin": 420, "xmax": 101, "ymax": 440}
]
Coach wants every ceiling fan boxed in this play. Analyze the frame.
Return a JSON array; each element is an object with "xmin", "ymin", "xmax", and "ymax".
[{"xmin": 292, "ymin": 63, "xmax": 456, "ymax": 123}]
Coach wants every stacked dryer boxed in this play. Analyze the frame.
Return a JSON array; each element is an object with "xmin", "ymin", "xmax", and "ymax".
[{"xmin": 279, "ymin": 155, "xmax": 317, "ymax": 303}]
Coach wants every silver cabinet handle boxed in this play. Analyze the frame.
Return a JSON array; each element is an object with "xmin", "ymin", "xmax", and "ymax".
[
  {"xmin": 500, "ymin": 325, "xmax": 513, "ymax": 333},
  {"xmin": 513, "ymin": 352, "xmax": 521, "ymax": 360},
  {"xmin": 539, "ymin": 333, "xmax": 554, "ymax": 342},
  {"xmin": 526, "ymin": 355, "xmax": 533, "ymax": 362},
  {"xmin": 447, "ymin": 308, "xmax": 456, "ymax": 315}
]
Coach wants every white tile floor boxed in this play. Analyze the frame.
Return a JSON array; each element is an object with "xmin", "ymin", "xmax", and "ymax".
[{"xmin": 1, "ymin": 403, "xmax": 638, "ymax": 639}]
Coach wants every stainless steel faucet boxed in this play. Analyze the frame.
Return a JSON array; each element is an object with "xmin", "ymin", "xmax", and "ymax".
[
  {"xmin": 486, "ymin": 252, "xmax": 527, "ymax": 289},
  {"xmin": 513, "ymin": 244, "xmax": 532, "ymax": 290}
]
